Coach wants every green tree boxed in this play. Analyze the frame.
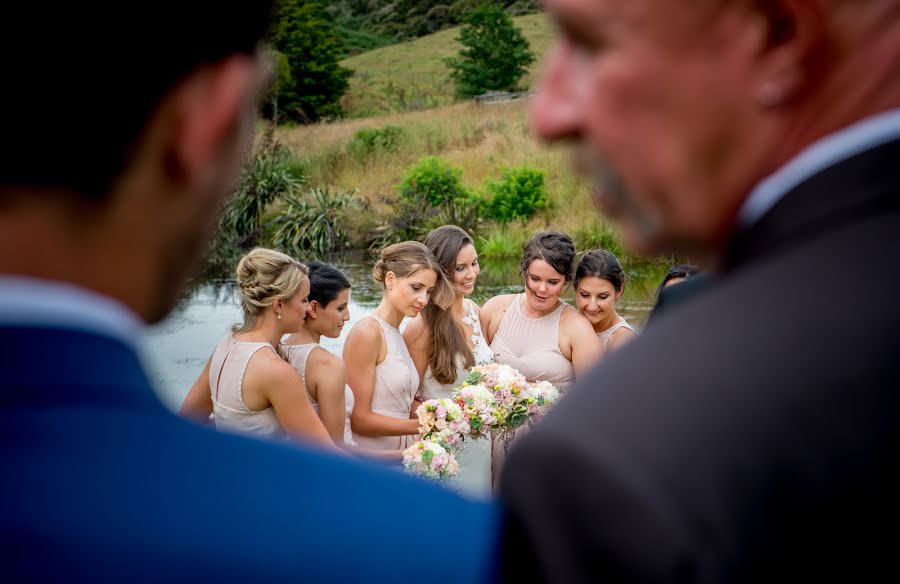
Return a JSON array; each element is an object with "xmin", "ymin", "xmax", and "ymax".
[
  {"xmin": 484, "ymin": 166, "xmax": 548, "ymax": 224},
  {"xmin": 270, "ymin": 0, "xmax": 353, "ymax": 122},
  {"xmin": 444, "ymin": 4, "xmax": 535, "ymax": 98}
]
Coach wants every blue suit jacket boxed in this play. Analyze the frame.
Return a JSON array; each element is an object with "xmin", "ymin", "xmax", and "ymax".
[{"xmin": 0, "ymin": 326, "xmax": 499, "ymax": 582}]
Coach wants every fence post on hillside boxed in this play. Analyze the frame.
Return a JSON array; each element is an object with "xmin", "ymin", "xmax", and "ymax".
[{"xmin": 474, "ymin": 90, "xmax": 535, "ymax": 105}]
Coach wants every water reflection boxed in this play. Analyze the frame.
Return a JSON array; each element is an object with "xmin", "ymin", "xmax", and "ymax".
[{"xmin": 141, "ymin": 251, "xmax": 667, "ymax": 410}]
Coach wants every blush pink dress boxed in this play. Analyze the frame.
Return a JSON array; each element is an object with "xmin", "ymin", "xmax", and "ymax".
[{"xmin": 351, "ymin": 315, "xmax": 420, "ymax": 451}]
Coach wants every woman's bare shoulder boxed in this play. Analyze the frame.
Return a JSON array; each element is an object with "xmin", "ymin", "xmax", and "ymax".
[{"xmin": 481, "ymin": 293, "xmax": 517, "ymax": 314}]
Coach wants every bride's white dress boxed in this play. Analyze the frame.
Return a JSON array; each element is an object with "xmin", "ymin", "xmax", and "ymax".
[{"xmin": 420, "ymin": 299, "xmax": 494, "ymax": 498}]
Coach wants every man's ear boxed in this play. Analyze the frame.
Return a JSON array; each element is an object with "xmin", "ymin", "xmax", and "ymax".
[
  {"xmin": 749, "ymin": 0, "xmax": 827, "ymax": 105},
  {"xmin": 167, "ymin": 54, "xmax": 262, "ymax": 183}
]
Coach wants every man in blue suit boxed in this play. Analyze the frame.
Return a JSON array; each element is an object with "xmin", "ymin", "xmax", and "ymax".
[{"xmin": 0, "ymin": 3, "xmax": 497, "ymax": 581}]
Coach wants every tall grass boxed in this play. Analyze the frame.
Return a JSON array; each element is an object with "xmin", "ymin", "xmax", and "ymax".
[{"xmin": 272, "ymin": 100, "xmax": 671, "ymax": 266}]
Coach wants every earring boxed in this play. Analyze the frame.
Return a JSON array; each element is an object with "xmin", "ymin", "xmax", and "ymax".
[
  {"xmin": 756, "ymin": 82, "xmax": 783, "ymax": 108},
  {"xmin": 277, "ymin": 312, "xmax": 282, "ymax": 320}
]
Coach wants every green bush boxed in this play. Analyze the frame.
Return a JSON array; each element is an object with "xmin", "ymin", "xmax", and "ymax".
[
  {"xmin": 219, "ymin": 127, "xmax": 305, "ymax": 248},
  {"xmin": 483, "ymin": 166, "xmax": 548, "ymax": 225},
  {"xmin": 347, "ymin": 125, "xmax": 405, "ymax": 161},
  {"xmin": 572, "ymin": 221, "xmax": 624, "ymax": 259},
  {"xmin": 270, "ymin": 187, "xmax": 363, "ymax": 257},
  {"xmin": 367, "ymin": 193, "xmax": 436, "ymax": 251},
  {"xmin": 478, "ymin": 226, "xmax": 527, "ymax": 259},
  {"xmin": 370, "ymin": 156, "xmax": 486, "ymax": 251},
  {"xmin": 397, "ymin": 156, "xmax": 483, "ymax": 229},
  {"xmin": 399, "ymin": 156, "xmax": 467, "ymax": 205}
]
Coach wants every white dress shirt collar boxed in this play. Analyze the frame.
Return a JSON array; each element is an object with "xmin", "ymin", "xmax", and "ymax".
[
  {"xmin": 0, "ymin": 275, "xmax": 144, "ymax": 347},
  {"xmin": 739, "ymin": 108, "xmax": 900, "ymax": 228}
]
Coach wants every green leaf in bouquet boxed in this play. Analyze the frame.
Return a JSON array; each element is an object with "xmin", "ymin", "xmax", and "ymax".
[
  {"xmin": 508, "ymin": 412, "xmax": 528, "ymax": 428},
  {"xmin": 422, "ymin": 450, "xmax": 434, "ymax": 464},
  {"xmin": 465, "ymin": 370, "xmax": 482, "ymax": 384},
  {"xmin": 470, "ymin": 417, "xmax": 483, "ymax": 432}
]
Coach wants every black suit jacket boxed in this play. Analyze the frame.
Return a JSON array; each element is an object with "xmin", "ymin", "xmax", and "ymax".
[
  {"xmin": 645, "ymin": 273, "xmax": 710, "ymax": 328},
  {"xmin": 499, "ymin": 137, "xmax": 900, "ymax": 582}
]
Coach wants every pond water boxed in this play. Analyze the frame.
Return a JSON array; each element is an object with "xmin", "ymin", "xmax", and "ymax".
[{"xmin": 140, "ymin": 252, "xmax": 668, "ymax": 410}]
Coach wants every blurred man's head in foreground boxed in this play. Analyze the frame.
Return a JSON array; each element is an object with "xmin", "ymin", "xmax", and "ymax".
[
  {"xmin": 531, "ymin": 0, "xmax": 900, "ymax": 256},
  {"xmin": 0, "ymin": 2, "xmax": 275, "ymax": 323}
]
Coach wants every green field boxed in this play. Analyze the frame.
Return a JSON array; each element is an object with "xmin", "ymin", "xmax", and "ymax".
[{"xmin": 339, "ymin": 13, "xmax": 556, "ymax": 118}]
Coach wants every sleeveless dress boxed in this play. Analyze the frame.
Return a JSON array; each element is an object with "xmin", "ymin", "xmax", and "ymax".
[
  {"xmin": 420, "ymin": 300, "xmax": 494, "ymax": 498},
  {"xmin": 596, "ymin": 317, "xmax": 637, "ymax": 350},
  {"xmin": 489, "ymin": 294, "xmax": 577, "ymax": 484},
  {"xmin": 279, "ymin": 342, "xmax": 355, "ymax": 445},
  {"xmin": 351, "ymin": 315, "xmax": 420, "ymax": 451},
  {"xmin": 490, "ymin": 294, "xmax": 576, "ymax": 387},
  {"xmin": 209, "ymin": 334, "xmax": 284, "ymax": 440}
]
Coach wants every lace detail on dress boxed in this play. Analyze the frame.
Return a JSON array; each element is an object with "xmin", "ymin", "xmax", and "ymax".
[{"xmin": 463, "ymin": 300, "xmax": 495, "ymax": 366}]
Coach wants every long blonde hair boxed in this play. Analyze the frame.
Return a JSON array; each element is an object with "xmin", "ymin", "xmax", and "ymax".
[
  {"xmin": 234, "ymin": 247, "xmax": 308, "ymax": 332},
  {"xmin": 372, "ymin": 241, "xmax": 453, "ymax": 310}
]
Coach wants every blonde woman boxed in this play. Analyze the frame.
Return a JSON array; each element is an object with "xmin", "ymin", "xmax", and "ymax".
[
  {"xmin": 403, "ymin": 225, "xmax": 493, "ymax": 496},
  {"xmin": 179, "ymin": 247, "xmax": 332, "ymax": 448},
  {"xmin": 344, "ymin": 241, "xmax": 453, "ymax": 451}
]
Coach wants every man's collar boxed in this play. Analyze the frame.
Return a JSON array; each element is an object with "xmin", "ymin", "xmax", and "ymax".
[
  {"xmin": 0, "ymin": 275, "xmax": 144, "ymax": 348},
  {"xmin": 739, "ymin": 108, "xmax": 900, "ymax": 228}
]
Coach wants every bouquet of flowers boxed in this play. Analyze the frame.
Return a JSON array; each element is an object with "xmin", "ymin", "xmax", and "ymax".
[
  {"xmin": 527, "ymin": 380, "xmax": 561, "ymax": 415},
  {"xmin": 462, "ymin": 363, "xmax": 533, "ymax": 431},
  {"xmin": 452, "ymin": 383, "xmax": 501, "ymax": 437},
  {"xmin": 404, "ymin": 365, "xmax": 563, "ymax": 480},
  {"xmin": 402, "ymin": 439, "xmax": 459, "ymax": 480},
  {"xmin": 415, "ymin": 398, "xmax": 470, "ymax": 450}
]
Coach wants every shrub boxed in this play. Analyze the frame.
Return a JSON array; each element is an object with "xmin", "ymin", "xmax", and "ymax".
[
  {"xmin": 347, "ymin": 125, "xmax": 405, "ymax": 161},
  {"xmin": 270, "ymin": 187, "xmax": 364, "ymax": 258},
  {"xmin": 399, "ymin": 156, "xmax": 468, "ymax": 205},
  {"xmin": 483, "ymin": 166, "xmax": 548, "ymax": 224},
  {"xmin": 396, "ymin": 156, "xmax": 484, "ymax": 230},
  {"xmin": 217, "ymin": 126, "xmax": 305, "ymax": 250},
  {"xmin": 572, "ymin": 221, "xmax": 624, "ymax": 259}
]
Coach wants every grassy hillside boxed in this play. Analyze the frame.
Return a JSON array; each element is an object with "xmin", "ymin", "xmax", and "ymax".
[
  {"xmin": 272, "ymin": 99, "xmax": 635, "ymax": 263},
  {"xmin": 338, "ymin": 12, "xmax": 555, "ymax": 118}
]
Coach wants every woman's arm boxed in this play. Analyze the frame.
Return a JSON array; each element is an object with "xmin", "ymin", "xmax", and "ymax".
[
  {"xmin": 606, "ymin": 327, "xmax": 638, "ymax": 353},
  {"xmin": 402, "ymin": 314, "xmax": 431, "ymax": 386},
  {"xmin": 561, "ymin": 309, "xmax": 605, "ymax": 379},
  {"xmin": 345, "ymin": 319, "xmax": 420, "ymax": 437},
  {"xmin": 247, "ymin": 350, "xmax": 335, "ymax": 449},
  {"xmin": 307, "ymin": 349, "xmax": 349, "ymax": 445},
  {"xmin": 179, "ymin": 358, "xmax": 214, "ymax": 424}
]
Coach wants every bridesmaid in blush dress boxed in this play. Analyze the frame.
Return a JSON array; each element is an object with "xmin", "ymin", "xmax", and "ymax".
[
  {"xmin": 280, "ymin": 261, "xmax": 356, "ymax": 447},
  {"xmin": 178, "ymin": 248, "xmax": 333, "ymax": 449},
  {"xmin": 574, "ymin": 250, "xmax": 637, "ymax": 353},
  {"xmin": 404, "ymin": 226, "xmax": 494, "ymax": 497},
  {"xmin": 343, "ymin": 241, "xmax": 454, "ymax": 452},
  {"xmin": 480, "ymin": 232, "xmax": 603, "ymax": 485}
]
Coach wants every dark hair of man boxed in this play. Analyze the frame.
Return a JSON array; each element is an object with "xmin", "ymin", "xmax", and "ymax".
[{"xmin": 1, "ymin": 2, "xmax": 274, "ymax": 201}]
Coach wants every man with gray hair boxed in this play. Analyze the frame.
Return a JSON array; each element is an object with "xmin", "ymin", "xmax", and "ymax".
[{"xmin": 500, "ymin": 0, "xmax": 900, "ymax": 581}]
